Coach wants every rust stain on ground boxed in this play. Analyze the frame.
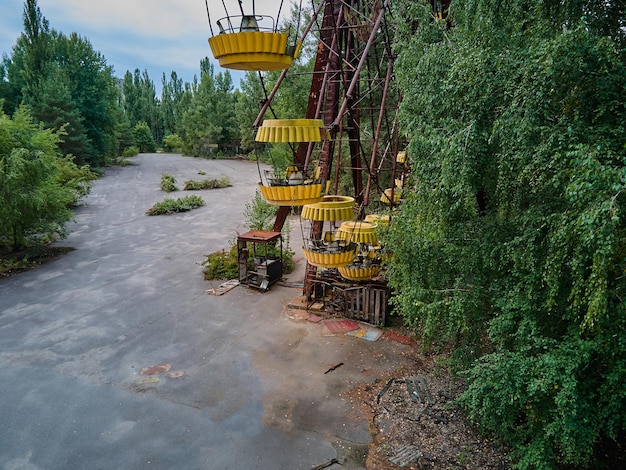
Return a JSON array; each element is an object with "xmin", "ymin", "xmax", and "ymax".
[
  {"xmin": 166, "ymin": 370, "xmax": 185, "ymax": 378},
  {"xmin": 139, "ymin": 363, "xmax": 171, "ymax": 376}
]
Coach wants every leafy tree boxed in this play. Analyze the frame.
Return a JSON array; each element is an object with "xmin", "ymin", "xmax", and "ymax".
[
  {"xmin": 111, "ymin": 104, "xmax": 134, "ymax": 157},
  {"xmin": 182, "ymin": 60, "xmax": 221, "ymax": 157},
  {"xmin": 20, "ymin": 0, "xmax": 52, "ymax": 101},
  {"xmin": 235, "ymin": 72, "xmax": 265, "ymax": 152},
  {"xmin": 0, "ymin": 107, "xmax": 75, "ymax": 250},
  {"xmin": 162, "ymin": 133, "xmax": 183, "ymax": 152},
  {"xmin": 160, "ymin": 71, "xmax": 191, "ymax": 138},
  {"xmin": 133, "ymin": 121, "xmax": 156, "ymax": 153},
  {"xmin": 27, "ymin": 62, "xmax": 91, "ymax": 163},
  {"xmin": 57, "ymin": 32, "xmax": 119, "ymax": 165},
  {"xmin": 214, "ymin": 70, "xmax": 238, "ymax": 151},
  {"xmin": 0, "ymin": 54, "xmax": 23, "ymax": 115},
  {"xmin": 243, "ymin": 189, "xmax": 278, "ymax": 231},
  {"xmin": 5, "ymin": 1, "xmax": 122, "ymax": 167},
  {"xmin": 388, "ymin": 0, "xmax": 626, "ymax": 468},
  {"xmin": 182, "ymin": 59, "xmax": 240, "ymax": 156},
  {"xmin": 122, "ymin": 69, "xmax": 163, "ymax": 146}
]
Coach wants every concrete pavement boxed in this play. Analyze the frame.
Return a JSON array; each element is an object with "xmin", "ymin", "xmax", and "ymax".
[{"xmin": 0, "ymin": 154, "xmax": 412, "ymax": 470}]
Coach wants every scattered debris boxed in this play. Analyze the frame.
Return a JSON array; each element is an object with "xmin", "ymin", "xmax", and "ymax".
[
  {"xmin": 389, "ymin": 444, "xmax": 423, "ymax": 467},
  {"xmin": 383, "ymin": 330, "xmax": 417, "ymax": 346},
  {"xmin": 324, "ymin": 362, "xmax": 344, "ymax": 374},
  {"xmin": 418, "ymin": 376, "xmax": 434, "ymax": 404},
  {"xmin": 377, "ymin": 378, "xmax": 398, "ymax": 403},
  {"xmin": 307, "ymin": 313, "xmax": 324, "ymax": 323},
  {"xmin": 285, "ymin": 308, "xmax": 311, "ymax": 321},
  {"xmin": 422, "ymin": 407, "xmax": 448, "ymax": 424},
  {"xmin": 206, "ymin": 279, "xmax": 239, "ymax": 295},
  {"xmin": 321, "ymin": 319, "xmax": 360, "ymax": 336},
  {"xmin": 347, "ymin": 364, "xmax": 511, "ymax": 469},
  {"xmin": 139, "ymin": 363, "xmax": 171, "ymax": 376},
  {"xmin": 405, "ymin": 376, "xmax": 434, "ymax": 405},
  {"xmin": 347, "ymin": 324, "xmax": 383, "ymax": 341},
  {"xmin": 278, "ymin": 280, "xmax": 304, "ymax": 288},
  {"xmin": 310, "ymin": 458, "xmax": 338, "ymax": 470}
]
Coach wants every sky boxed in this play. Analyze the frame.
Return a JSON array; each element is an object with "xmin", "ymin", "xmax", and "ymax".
[{"xmin": 0, "ymin": 0, "xmax": 282, "ymax": 93}]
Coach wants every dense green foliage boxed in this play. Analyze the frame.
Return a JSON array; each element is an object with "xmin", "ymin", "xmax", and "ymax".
[
  {"xmin": 388, "ymin": 1, "xmax": 626, "ymax": 468},
  {"xmin": 202, "ymin": 244, "xmax": 240, "ymax": 280},
  {"xmin": 182, "ymin": 60, "xmax": 239, "ymax": 157},
  {"xmin": 243, "ymin": 189, "xmax": 278, "ymax": 231},
  {"xmin": 145, "ymin": 195, "xmax": 205, "ymax": 216},
  {"xmin": 3, "ymin": 1, "xmax": 120, "ymax": 167},
  {"xmin": 162, "ymin": 133, "xmax": 183, "ymax": 152},
  {"xmin": 121, "ymin": 146, "xmax": 139, "ymax": 158},
  {"xmin": 132, "ymin": 121, "xmax": 157, "ymax": 153},
  {"xmin": 0, "ymin": 107, "xmax": 79, "ymax": 250}
]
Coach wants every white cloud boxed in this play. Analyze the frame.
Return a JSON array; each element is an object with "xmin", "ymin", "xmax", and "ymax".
[
  {"xmin": 1, "ymin": 0, "xmax": 290, "ymax": 88},
  {"xmin": 38, "ymin": 0, "xmax": 208, "ymax": 40}
]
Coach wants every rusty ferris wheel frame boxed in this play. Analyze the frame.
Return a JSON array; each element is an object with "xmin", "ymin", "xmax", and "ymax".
[
  {"xmin": 253, "ymin": 0, "xmax": 452, "ymax": 232},
  {"xmin": 253, "ymin": 0, "xmax": 395, "ymax": 232},
  {"xmin": 250, "ymin": 0, "xmax": 451, "ymax": 299}
]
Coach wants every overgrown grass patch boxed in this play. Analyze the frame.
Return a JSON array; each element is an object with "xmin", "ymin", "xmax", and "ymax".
[
  {"xmin": 202, "ymin": 245, "xmax": 239, "ymax": 280},
  {"xmin": 160, "ymin": 173, "xmax": 178, "ymax": 192},
  {"xmin": 146, "ymin": 195, "xmax": 204, "ymax": 215},
  {"xmin": 201, "ymin": 241, "xmax": 295, "ymax": 280},
  {"xmin": 183, "ymin": 176, "xmax": 231, "ymax": 190}
]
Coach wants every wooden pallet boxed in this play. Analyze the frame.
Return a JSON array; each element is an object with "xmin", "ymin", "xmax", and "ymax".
[{"xmin": 206, "ymin": 279, "xmax": 240, "ymax": 296}]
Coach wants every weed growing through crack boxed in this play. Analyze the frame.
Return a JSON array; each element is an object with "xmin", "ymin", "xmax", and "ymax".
[
  {"xmin": 183, "ymin": 176, "xmax": 231, "ymax": 190},
  {"xmin": 146, "ymin": 195, "xmax": 204, "ymax": 215},
  {"xmin": 160, "ymin": 173, "xmax": 178, "ymax": 192}
]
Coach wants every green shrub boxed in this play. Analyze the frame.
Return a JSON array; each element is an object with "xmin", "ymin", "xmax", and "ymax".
[
  {"xmin": 145, "ymin": 195, "xmax": 204, "ymax": 215},
  {"xmin": 122, "ymin": 146, "xmax": 139, "ymax": 158},
  {"xmin": 55, "ymin": 155, "xmax": 98, "ymax": 204},
  {"xmin": 202, "ymin": 244, "xmax": 239, "ymax": 280},
  {"xmin": 201, "ymin": 190, "xmax": 295, "ymax": 280},
  {"xmin": 182, "ymin": 176, "xmax": 231, "ymax": 190},
  {"xmin": 132, "ymin": 122, "xmax": 156, "ymax": 153},
  {"xmin": 160, "ymin": 173, "xmax": 178, "ymax": 192},
  {"xmin": 163, "ymin": 134, "xmax": 183, "ymax": 152},
  {"xmin": 0, "ymin": 108, "xmax": 76, "ymax": 251},
  {"xmin": 243, "ymin": 189, "xmax": 277, "ymax": 231}
]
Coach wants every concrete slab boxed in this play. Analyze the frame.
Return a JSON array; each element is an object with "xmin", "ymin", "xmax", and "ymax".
[{"xmin": 0, "ymin": 154, "xmax": 414, "ymax": 469}]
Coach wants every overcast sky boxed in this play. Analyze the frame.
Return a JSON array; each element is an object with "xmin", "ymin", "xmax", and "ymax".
[{"xmin": 0, "ymin": 0, "xmax": 286, "ymax": 92}]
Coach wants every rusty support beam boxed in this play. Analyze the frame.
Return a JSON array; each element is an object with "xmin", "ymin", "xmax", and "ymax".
[{"xmin": 364, "ymin": 55, "xmax": 394, "ymax": 206}]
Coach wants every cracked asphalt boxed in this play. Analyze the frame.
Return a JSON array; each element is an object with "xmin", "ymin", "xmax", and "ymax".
[{"xmin": 0, "ymin": 154, "xmax": 413, "ymax": 470}]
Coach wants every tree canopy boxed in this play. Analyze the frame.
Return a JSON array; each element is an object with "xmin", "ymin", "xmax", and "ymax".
[{"xmin": 388, "ymin": 0, "xmax": 626, "ymax": 467}]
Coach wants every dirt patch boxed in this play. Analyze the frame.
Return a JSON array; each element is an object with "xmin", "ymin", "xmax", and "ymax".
[{"xmin": 344, "ymin": 335, "xmax": 511, "ymax": 469}]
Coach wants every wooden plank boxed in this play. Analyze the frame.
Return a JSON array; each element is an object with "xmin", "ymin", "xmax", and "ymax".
[{"xmin": 371, "ymin": 288, "xmax": 380, "ymax": 325}]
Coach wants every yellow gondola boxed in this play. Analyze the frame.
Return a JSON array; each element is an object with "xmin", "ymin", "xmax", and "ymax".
[
  {"xmin": 300, "ymin": 196, "xmax": 357, "ymax": 268},
  {"xmin": 256, "ymin": 119, "xmax": 330, "ymax": 206},
  {"xmin": 206, "ymin": 1, "xmax": 300, "ymax": 72}
]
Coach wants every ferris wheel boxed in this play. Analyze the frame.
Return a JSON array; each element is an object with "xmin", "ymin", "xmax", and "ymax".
[{"xmin": 204, "ymin": 0, "xmax": 450, "ymax": 317}]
